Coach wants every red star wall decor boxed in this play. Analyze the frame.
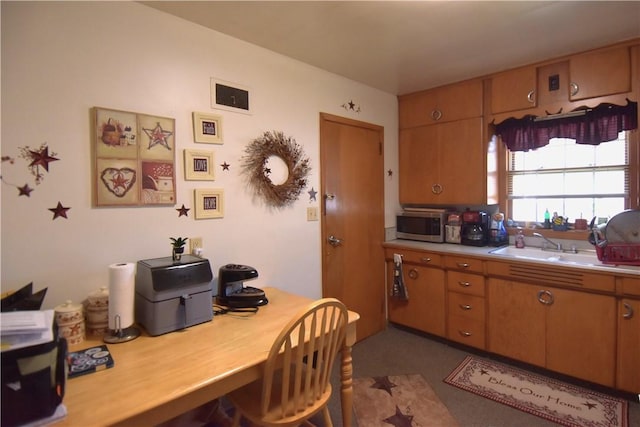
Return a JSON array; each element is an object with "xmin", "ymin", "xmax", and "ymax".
[
  {"xmin": 29, "ymin": 146, "xmax": 59, "ymax": 171},
  {"xmin": 176, "ymin": 204, "xmax": 190, "ymax": 217},
  {"xmin": 18, "ymin": 184, "xmax": 33, "ymax": 197},
  {"xmin": 221, "ymin": 161, "xmax": 230, "ymax": 171},
  {"xmin": 143, "ymin": 122, "xmax": 173, "ymax": 150},
  {"xmin": 49, "ymin": 201, "xmax": 70, "ymax": 219}
]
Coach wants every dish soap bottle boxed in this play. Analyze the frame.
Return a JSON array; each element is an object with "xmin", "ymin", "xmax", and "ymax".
[{"xmin": 515, "ymin": 229, "xmax": 525, "ymax": 248}]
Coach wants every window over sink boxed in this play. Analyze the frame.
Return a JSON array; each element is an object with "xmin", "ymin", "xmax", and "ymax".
[{"xmin": 507, "ymin": 131, "xmax": 634, "ymax": 224}]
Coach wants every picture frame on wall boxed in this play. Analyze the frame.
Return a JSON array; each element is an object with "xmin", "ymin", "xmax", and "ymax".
[
  {"xmin": 93, "ymin": 107, "xmax": 176, "ymax": 207},
  {"xmin": 194, "ymin": 188, "xmax": 224, "ymax": 219},
  {"xmin": 193, "ymin": 112, "xmax": 223, "ymax": 144},
  {"xmin": 184, "ymin": 149, "xmax": 215, "ymax": 181},
  {"xmin": 210, "ymin": 78, "xmax": 252, "ymax": 115}
]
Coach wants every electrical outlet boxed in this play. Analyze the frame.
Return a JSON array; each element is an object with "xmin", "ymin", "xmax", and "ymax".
[
  {"xmin": 190, "ymin": 237, "xmax": 203, "ymax": 254},
  {"xmin": 307, "ymin": 207, "xmax": 319, "ymax": 221}
]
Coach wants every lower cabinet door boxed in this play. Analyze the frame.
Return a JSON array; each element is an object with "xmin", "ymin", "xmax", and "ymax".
[
  {"xmin": 387, "ymin": 263, "xmax": 446, "ymax": 337},
  {"xmin": 617, "ymin": 298, "xmax": 640, "ymax": 393}
]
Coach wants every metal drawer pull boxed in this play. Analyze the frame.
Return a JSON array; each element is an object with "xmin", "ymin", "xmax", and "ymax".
[
  {"xmin": 570, "ymin": 82, "xmax": 579, "ymax": 96},
  {"xmin": 458, "ymin": 330, "xmax": 472, "ymax": 337},
  {"xmin": 431, "ymin": 183, "xmax": 443, "ymax": 194},
  {"xmin": 537, "ymin": 289, "xmax": 554, "ymax": 305},
  {"xmin": 458, "ymin": 281, "xmax": 471, "ymax": 287},
  {"xmin": 420, "ymin": 257, "xmax": 431, "ymax": 263},
  {"xmin": 623, "ymin": 302, "xmax": 634, "ymax": 320},
  {"xmin": 456, "ymin": 263, "xmax": 470, "ymax": 268},
  {"xmin": 527, "ymin": 90, "xmax": 535, "ymax": 103},
  {"xmin": 408, "ymin": 268, "xmax": 419, "ymax": 280},
  {"xmin": 431, "ymin": 109, "xmax": 442, "ymax": 121},
  {"xmin": 459, "ymin": 304, "xmax": 472, "ymax": 310}
]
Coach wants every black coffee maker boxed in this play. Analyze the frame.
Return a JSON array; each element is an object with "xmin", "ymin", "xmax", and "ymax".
[
  {"xmin": 217, "ymin": 264, "xmax": 268, "ymax": 308},
  {"xmin": 461, "ymin": 210, "xmax": 490, "ymax": 246}
]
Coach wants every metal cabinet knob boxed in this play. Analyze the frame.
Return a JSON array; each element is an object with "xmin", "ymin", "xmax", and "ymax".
[
  {"xmin": 527, "ymin": 90, "xmax": 535, "ymax": 103},
  {"xmin": 623, "ymin": 302, "xmax": 634, "ymax": 320},
  {"xmin": 570, "ymin": 82, "xmax": 579, "ymax": 96},
  {"xmin": 537, "ymin": 289, "xmax": 554, "ymax": 305}
]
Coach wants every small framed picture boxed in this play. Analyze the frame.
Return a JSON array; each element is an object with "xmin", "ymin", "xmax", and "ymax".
[
  {"xmin": 184, "ymin": 149, "xmax": 215, "ymax": 181},
  {"xmin": 193, "ymin": 112, "xmax": 223, "ymax": 144},
  {"xmin": 210, "ymin": 78, "xmax": 252, "ymax": 115},
  {"xmin": 194, "ymin": 188, "xmax": 224, "ymax": 219}
]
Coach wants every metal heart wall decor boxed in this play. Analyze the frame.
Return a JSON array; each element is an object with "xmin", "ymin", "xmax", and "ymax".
[{"xmin": 100, "ymin": 167, "xmax": 136, "ymax": 198}]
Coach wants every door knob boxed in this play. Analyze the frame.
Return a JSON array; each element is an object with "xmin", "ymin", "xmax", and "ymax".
[{"xmin": 328, "ymin": 235, "xmax": 343, "ymax": 247}]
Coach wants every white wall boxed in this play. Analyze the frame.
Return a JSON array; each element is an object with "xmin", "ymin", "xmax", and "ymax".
[{"xmin": 1, "ymin": 1, "xmax": 399, "ymax": 309}]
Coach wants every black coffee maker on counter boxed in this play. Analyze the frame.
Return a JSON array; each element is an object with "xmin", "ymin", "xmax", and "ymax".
[
  {"xmin": 461, "ymin": 210, "xmax": 490, "ymax": 246},
  {"xmin": 217, "ymin": 264, "xmax": 268, "ymax": 308}
]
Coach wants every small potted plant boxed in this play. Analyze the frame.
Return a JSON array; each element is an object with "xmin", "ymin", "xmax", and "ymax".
[{"xmin": 170, "ymin": 237, "xmax": 188, "ymax": 262}]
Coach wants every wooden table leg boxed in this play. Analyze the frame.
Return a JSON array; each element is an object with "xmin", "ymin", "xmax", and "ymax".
[{"xmin": 340, "ymin": 342, "xmax": 354, "ymax": 426}]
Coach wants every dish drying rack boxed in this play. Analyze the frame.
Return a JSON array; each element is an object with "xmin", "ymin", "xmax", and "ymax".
[{"xmin": 595, "ymin": 243, "xmax": 640, "ymax": 266}]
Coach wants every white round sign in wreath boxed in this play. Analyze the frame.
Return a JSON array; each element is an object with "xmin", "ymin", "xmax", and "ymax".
[{"xmin": 241, "ymin": 131, "xmax": 311, "ymax": 208}]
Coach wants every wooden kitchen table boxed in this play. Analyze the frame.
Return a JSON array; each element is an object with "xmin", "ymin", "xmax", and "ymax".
[{"xmin": 56, "ymin": 287, "xmax": 359, "ymax": 426}]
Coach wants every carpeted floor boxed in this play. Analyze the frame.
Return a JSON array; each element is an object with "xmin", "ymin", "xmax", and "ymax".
[{"xmin": 326, "ymin": 324, "xmax": 640, "ymax": 427}]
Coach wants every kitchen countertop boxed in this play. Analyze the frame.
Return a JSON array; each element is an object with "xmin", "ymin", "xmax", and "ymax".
[{"xmin": 383, "ymin": 239, "xmax": 640, "ymax": 276}]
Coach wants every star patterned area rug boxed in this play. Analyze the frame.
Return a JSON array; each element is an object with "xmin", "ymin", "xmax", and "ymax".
[
  {"xmin": 444, "ymin": 356, "xmax": 628, "ymax": 427},
  {"xmin": 352, "ymin": 374, "xmax": 459, "ymax": 427}
]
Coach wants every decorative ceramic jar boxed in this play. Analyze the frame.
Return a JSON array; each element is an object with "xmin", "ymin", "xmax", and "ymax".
[
  {"xmin": 85, "ymin": 287, "xmax": 109, "ymax": 336},
  {"xmin": 54, "ymin": 300, "xmax": 85, "ymax": 345}
]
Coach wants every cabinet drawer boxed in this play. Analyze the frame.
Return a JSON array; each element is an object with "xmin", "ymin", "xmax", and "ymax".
[
  {"xmin": 447, "ymin": 271, "xmax": 485, "ymax": 296},
  {"xmin": 447, "ymin": 315, "xmax": 485, "ymax": 349},
  {"xmin": 385, "ymin": 248, "xmax": 442, "ymax": 267},
  {"xmin": 445, "ymin": 255, "xmax": 484, "ymax": 273},
  {"xmin": 448, "ymin": 292, "xmax": 485, "ymax": 321},
  {"xmin": 621, "ymin": 277, "xmax": 640, "ymax": 297}
]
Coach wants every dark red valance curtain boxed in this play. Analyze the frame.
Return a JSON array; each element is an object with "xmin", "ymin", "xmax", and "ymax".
[{"xmin": 495, "ymin": 100, "xmax": 638, "ymax": 152}]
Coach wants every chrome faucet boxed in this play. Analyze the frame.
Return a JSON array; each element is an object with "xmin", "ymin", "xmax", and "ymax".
[{"xmin": 532, "ymin": 232, "xmax": 562, "ymax": 251}]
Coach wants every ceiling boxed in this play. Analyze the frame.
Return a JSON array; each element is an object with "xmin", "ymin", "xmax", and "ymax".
[{"xmin": 141, "ymin": 1, "xmax": 640, "ymax": 95}]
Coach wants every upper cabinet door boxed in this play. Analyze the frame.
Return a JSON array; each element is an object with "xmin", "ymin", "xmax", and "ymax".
[
  {"xmin": 569, "ymin": 46, "xmax": 631, "ymax": 101},
  {"xmin": 399, "ymin": 79, "xmax": 483, "ymax": 128},
  {"xmin": 490, "ymin": 65, "xmax": 537, "ymax": 114}
]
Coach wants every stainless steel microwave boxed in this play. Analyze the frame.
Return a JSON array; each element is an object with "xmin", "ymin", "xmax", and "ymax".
[{"xmin": 396, "ymin": 209, "xmax": 447, "ymax": 243}]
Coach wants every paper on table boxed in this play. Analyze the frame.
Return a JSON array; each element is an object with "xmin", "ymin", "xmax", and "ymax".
[
  {"xmin": 0, "ymin": 310, "xmax": 54, "ymax": 352},
  {"xmin": 1, "ymin": 310, "xmax": 49, "ymax": 335}
]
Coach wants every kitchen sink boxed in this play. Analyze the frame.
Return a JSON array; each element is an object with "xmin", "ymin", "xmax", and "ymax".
[{"xmin": 489, "ymin": 246, "xmax": 599, "ymax": 266}]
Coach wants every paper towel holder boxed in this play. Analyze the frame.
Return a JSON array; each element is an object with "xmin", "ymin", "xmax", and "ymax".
[{"xmin": 104, "ymin": 314, "xmax": 140, "ymax": 344}]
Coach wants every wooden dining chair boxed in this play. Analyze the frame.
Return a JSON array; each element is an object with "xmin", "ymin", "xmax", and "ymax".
[{"xmin": 227, "ymin": 298, "xmax": 349, "ymax": 427}]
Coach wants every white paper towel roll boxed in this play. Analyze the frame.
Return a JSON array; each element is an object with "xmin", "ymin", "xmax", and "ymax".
[{"xmin": 108, "ymin": 262, "xmax": 136, "ymax": 330}]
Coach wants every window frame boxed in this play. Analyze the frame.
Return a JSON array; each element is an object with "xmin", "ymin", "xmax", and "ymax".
[{"xmin": 497, "ymin": 129, "xmax": 639, "ymax": 232}]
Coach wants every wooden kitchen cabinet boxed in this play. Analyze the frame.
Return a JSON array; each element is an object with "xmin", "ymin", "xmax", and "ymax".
[
  {"xmin": 490, "ymin": 65, "xmax": 537, "ymax": 114},
  {"xmin": 385, "ymin": 249, "xmax": 446, "ymax": 337},
  {"xmin": 488, "ymin": 277, "xmax": 616, "ymax": 387},
  {"xmin": 399, "ymin": 79, "xmax": 483, "ymax": 129},
  {"xmin": 616, "ymin": 298, "xmax": 640, "ymax": 393},
  {"xmin": 569, "ymin": 45, "xmax": 631, "ymax": 101},
  {"xmin": 399, "ymin": 117, "xmax": 484, "ymax": 205},
  {"xmin": 617, "ymin": 275, "xmax": 640, "ymax": 393},
  {"xmin": 446, "ymin": 261, "xmax": 486, "ymax": 349}
]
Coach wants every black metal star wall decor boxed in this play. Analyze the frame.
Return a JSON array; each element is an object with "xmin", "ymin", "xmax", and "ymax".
[
  {"xmin": 308, "ymin": 187, "xmax": 317, "ymax": 202},
  {"xmin": 176, "ymin": 204, "xmax": 190, "ymax": 217},
  {"xmin": 341, "ymin": 99, "xmax": 361, "ymax": 113},
  {"xmin": 388, "ymin": 169, "xmax": 393, "ymax": 177},
  {"xmin": 49, "ymin": 201, "xmax": 70, "ymax": 220},
  {"xmin": 221, "ymin": 161, "xmax": 230, "ymax": 171}
]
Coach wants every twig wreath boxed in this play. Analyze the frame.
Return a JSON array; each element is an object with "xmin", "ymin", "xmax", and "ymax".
[{"xmin": 241, "ymin": 131, "xmax": 311, "ymax": 208}]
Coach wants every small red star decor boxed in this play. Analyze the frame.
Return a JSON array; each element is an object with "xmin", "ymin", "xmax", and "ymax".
[
  {"xmin": 221, "ymin": 161, "xmax": 230, "ymax": 171},
  {"xmin": 143, "ymin": 122, "xmax": 173, "ymax": 150},
  {"xmin": 176, "ymin": 204, "xmax": 190, "ymax": 217},
  {"xmin": 18, "ymin": 184, "xmax": 33, "ymax": 197},
  {"xmin": 49, "ymin": 201, "xmax": 70, "ymax": 219},
  {"xmin": 29, "ymin": 146, "xmax": 59, "ymax": 171},
  {"xmin": 388, "ymin": 169, "xmax": 393, "ymax": 177}
]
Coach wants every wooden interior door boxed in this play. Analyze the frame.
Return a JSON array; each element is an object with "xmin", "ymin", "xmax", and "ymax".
[{"xmin": 320, "ymin": 113, "xmax": 385, "ymax": 342}]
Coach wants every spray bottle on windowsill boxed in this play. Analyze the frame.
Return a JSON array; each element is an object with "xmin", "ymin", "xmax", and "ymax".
[{"xmin": 515, "ymin": 228, "xmax": 525, "ymax": 248}]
